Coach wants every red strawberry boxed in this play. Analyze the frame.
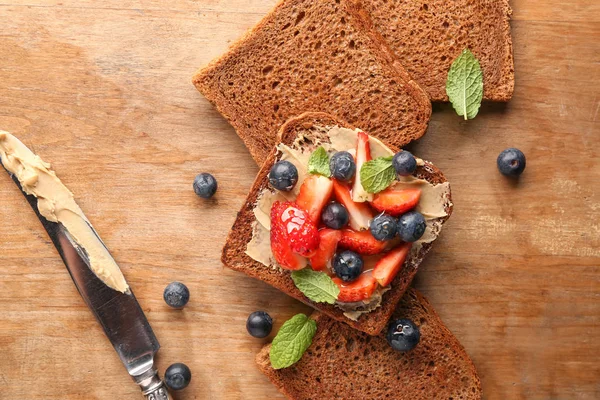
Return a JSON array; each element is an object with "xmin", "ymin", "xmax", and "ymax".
[
  {"xmin": 270, "ymin": 222, "xmax": 308, "ymax": 270},
  {"xmin": 351, "ymin": 131, "xmax": 373, "ymax": 202},
  {"xmin": 339, "ymin": 229, "xmax": 388, "ymax": 255},
  {"xmin": 371, "ymin": 188, "xmax": 421, "ymax": 217},
  {"xmin": 332, "ymin": 180, "xmax": 373, "ymax": 231},
  {"xmin": 271, "ymin": 201, "xmax": 319, "ymax": 261},
  {"xmin": 309, "ymin": 229, "xmax": 342, "ymax": 271},
  {"xmin": 334, "ymin": 272, "xmax": 378, "ymax": 302},
  {"xmin": 372, "ymin": 242, "xmax": 412, "ymax": 286},
  {"xmin": 296, "ymin": 175, "xmax": 334, "ymax": 223}
]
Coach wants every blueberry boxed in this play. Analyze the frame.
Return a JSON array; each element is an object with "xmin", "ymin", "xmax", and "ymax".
[
  {"xmin": 268, "ymin": 161, "xmax": 298, "ymax": 191},
  {"xmin": 370, "ymin": 213, "xmax": 397, "ymax": 241},
  {"xmin": 497, "ymin": 148, "xmax": 526, "ymax": 177},
  {"xmin": 321, "ymin": 202, "xmax": 349, "ymax": 229},
  {"xmin": 246, "ymin": 311, "xmax": 273, "ymax": 338},
  {"xmin": 397, "ymin": 211, "xmax": 426, "ymax": 242},
  {"xmin": 386, "ymin": 318, "xmax": 420, "ymax": 352},
  {"xmin": 163, "ymin": 282, "xmax": 190, "ymax": 309},
  {"xmin": 164, "ymin": 363, "xmax": 192, "ymax": 391},
  {"xmin": 329, "ymin": 151, "xmax": 356, "ymax": 182},
  {"xmin": 392, "ymin": 151, "xmax": 417, "ymax": 176},
  {"xmin": 333, "ymin": 250, "xmax": 364, "ymax": 282},
  {"xmin": 193, "ymin": 173, "xmax": 217, "ymax": 199}
]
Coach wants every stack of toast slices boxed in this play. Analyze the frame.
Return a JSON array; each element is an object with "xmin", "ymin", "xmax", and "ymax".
[
  {"xmin": 222, "ymin": 112, "xmax": 453, "ymax": 336},
  {"xmin": 193, "ymin": 0, "xmax": 514, "ymax": 397},
  {"xmin": 193, "ymin": 0, "xmax": 514, "ymax": 164}
]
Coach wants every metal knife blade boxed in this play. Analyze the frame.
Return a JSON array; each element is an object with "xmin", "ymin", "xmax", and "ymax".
[{"xmin": 2, "ymin": 163, "xmax": 171, "ymax": 400}]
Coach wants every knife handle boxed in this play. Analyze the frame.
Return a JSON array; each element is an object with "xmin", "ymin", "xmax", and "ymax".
[{"xmin": 133, "ymin": 368, "xmax": 172, "ymax": 400}]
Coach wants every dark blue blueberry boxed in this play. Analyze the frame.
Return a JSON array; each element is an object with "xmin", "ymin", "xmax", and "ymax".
[
  {"xmin": 329, "ymin": 151, "xmax": 356, "ymax": 182},
  {"xmin": 321, "ymin": 201, "xmax": 349, "ymax": 229},
  {"xmin": 193, "ymin": 173, "xmax": 217, "ymax": 199},
  {"xmin": 268, "ymin": 161, "xmax": 298, "ymax": 191},
  {"xmin": 497, "ymin": 148, "xmax": 526, "ymax": 177},
  {"xmin": 369, "ymin": 213, "xmax": 398, "ymax": 241},
  {"xmin": 392, "ymin": 151, "xmax": 417, "ymax": 177},
  {"xmin": 164, "ymin": 363, "xmax": 192, "ymax": 390},
  {"xmin": 397, "ymin": 211, "xmax": 426, "ymax": 242},
  {"xmin": 386, "ymin": 318, "xmax": 420, "ymax": 352},
  {"xmin": 163, "ymin": 282, "xmax": 190, "ymax": 309},
  {"xmin": 246, "ymin": 311, "xmax": 273, "ymax": 338},
  {"xmin": 333, "ymin": 250, "xmax": 364, "ymax": 282}
]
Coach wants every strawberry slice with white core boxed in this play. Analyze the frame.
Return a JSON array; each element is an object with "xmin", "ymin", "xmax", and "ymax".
[
  {"xmin": 332, "ymin": 180, "xmax": 373, "ymax": 231},
  {"xmin": 372, "ymin": 242, "xmax": 412, "ymax": 286},
  {"xmin": 296, "ymin": 175, "xmax": 334, "ymax": 223},
  {"xmin": 371, "ymin": 188, "xmax": 421, "ymax": 217},
  {"xmin": 309, "ymin": 229, "xmax": 342, "ymax": 271},
  {"xmin": 351, "ymin": 131, "xmax": 373, "ymax": 203},
  {"xmin": 333, "ymin": 271, "xmax": 379, "ymax": 303}
]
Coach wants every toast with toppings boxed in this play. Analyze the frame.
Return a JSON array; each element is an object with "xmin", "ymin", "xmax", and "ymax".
[
  {"xmin": 359, "ymin": 0, "xmax": 514, "ymax": 101},
  {"xmin": 256, "ymin": 288, "xmax": 482, "ymax": 400},
  {"xmin": 192, "ymin": 0, "xmax": 431, "ymax": 165},
  {"xmin": 221, "ymin": 112, "xmax": 452, "ymax": 335}
]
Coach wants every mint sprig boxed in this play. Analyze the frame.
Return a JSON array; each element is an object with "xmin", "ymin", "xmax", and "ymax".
[
  {"xmin": 307, "ymin": 147, "xmax": 331, "ymax": 177},
  {"xmin": 291, "ymin": 269, "xmax": 340, "ymax": 304},
  {"xmin": 446, "ymin": 49, "xmax": 484, "ymax": 120},
  {"xmin": 360, "ymin": 156, "xmax": 395, "ymax": 194},
  {"xmin": 270, "ymin": 314, "xmax": 317, "ymax": 369}
]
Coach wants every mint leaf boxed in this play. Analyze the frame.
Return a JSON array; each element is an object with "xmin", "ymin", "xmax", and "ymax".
[
  {"xmin": 270, "ymin": 314, "xmax": 317, "ymax": 369},
  {"xmin": 446, "ymin": 49, "xmax": 484, "ymax": 120},
  {"xmin": 291, "ymin": 269, "xmax": 340, "ymax": 304},
  {"xmin": 307, "ymin": 147, "xmax": 331, "ymax": 177},
  {"xmin": 360, "ymin": 156, "xmax": 395, "ymax": 194}
]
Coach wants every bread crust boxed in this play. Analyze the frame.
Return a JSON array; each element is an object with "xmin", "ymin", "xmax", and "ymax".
[
  {"xmin": 256, "ymin": 288, "xmax": 482, "ymax": 400},
  {"xmin": 221, "ymin": 112, "xmax": 452, "ymax": 336},
  {"xmin": 193, "ymin": 0, "xmax": 431, "ymax": 165},
  {"xmin": 357, "ymin": 0, "xmax": 514, "ymax": 101}
]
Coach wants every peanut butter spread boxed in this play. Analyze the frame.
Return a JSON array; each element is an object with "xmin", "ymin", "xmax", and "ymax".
[
  {"xmin": 0, "ymin": 131, "xmax": 129, "ymax": 293},
  {"xmin": 245, "ymin": 126, "xmax": 451, "ymax": 319}
]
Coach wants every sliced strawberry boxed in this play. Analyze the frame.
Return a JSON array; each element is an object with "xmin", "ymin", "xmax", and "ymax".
[
  {"xmin": 271, "ymin": 201, "xmax": 319, "ymax": 259},
  {"xmin": 309, "ymin": 229, "xmax": 342, "ymax": 271},
  {"xmin": 339, "ymin": 229, "xmax": 388, "ymax": 255},
  {"xmin": 371, "ymin": 188, "xmax": 421, "ymax": 217},
  {"xmin": 351, "ymin": 131, "xmax": 373, "ymax": 203},
  {"xmin": 332, "ymin": 180, "xmax": 373, "ymax": 231},
  {"xmin": 296, "ymin": 175, "xmax": 334, "ymax": 223},
  {"xmin": 270, "ymin": 224, "xmax": 308, "ymax": 270},
  {"xmin": 334, "ymin": 272, "xmax": 378, "ymax": 303},
  {"xmin": 372, "ymin": 242, "xmax": 412, "ymax": 286}
]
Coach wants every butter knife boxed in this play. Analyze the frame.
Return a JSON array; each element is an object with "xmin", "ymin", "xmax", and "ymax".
[{"xmin": 1, "ymin": 163, "xmax": 172, "ymax": 400}]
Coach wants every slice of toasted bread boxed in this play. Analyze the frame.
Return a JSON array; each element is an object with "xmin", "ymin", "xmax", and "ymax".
[
  {"xmin": 222, "ymin": 112, "xmax": 452, "ymax": 335},
  {"xmin": 193, "ymin": 0, "xmax": 431, "ymax": 165},
  {"xmin": 256, "ymin": 288, "xmax": 482, "ymax": 400},
  {"xmin": 358, "ymin": 0, "xmax": 514, "ymax": 101}
]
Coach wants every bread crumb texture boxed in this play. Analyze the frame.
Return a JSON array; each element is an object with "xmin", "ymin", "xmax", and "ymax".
[
  {"xmin": 193, "ymin": 0, "xmax": 431, "ymax": 164},
  {"xmin": 256, "ymin": 289, "xmax": 482, "ymax": 400}
]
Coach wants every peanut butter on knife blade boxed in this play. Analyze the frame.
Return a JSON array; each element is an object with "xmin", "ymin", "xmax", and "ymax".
[{"xmin": 0, "ymin": 131, "xmax": 129, "ymax": 293}]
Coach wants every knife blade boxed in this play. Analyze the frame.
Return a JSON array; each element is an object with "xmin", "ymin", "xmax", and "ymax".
[{"xmin": 1, "ymin": 162, "xmax": 171, "ymax": 400}]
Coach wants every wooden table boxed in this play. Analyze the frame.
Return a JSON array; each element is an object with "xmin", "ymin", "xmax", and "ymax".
[{"xmin": 0, "ymin": 1, "xmax": 598, "ymax": 399}]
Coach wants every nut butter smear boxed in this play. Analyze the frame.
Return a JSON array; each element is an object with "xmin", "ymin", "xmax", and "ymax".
[
  {"xmin": 0, "ymin": 131, "xmax": 129, "ymax": 293},
  {"xmin": 246, "ymin": 126, "xmax": 451, "ymax": 320}
]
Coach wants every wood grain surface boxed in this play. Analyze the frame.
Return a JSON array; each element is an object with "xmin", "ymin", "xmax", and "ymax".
[{"xmin": 0, "ymin": 1, "xmax": 598, "ymax": 399}]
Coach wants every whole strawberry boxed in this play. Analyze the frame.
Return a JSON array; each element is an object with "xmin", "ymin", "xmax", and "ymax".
[{"xmin": 271, "ymin": 201, "xmax": 320, "ymax": 266}]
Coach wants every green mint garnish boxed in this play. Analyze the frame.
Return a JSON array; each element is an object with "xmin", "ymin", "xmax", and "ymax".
[
  {"xmin": 270, "ymin": 313, "xmax": 317, "ymax": 369},
  {"xmin": 307, "ymin": 146, "xmax": 331, "ymax": 177},
  {"xmin": 446, "ymin": 49, "xmax": 484, "ymax": 120},
  {"xmin": 360, "ymin": 156, "xmax": 395, "ymax": 194},
  {"xmin": 291, "ymin": 269, "xmax": 340, "ymax": 304}
]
